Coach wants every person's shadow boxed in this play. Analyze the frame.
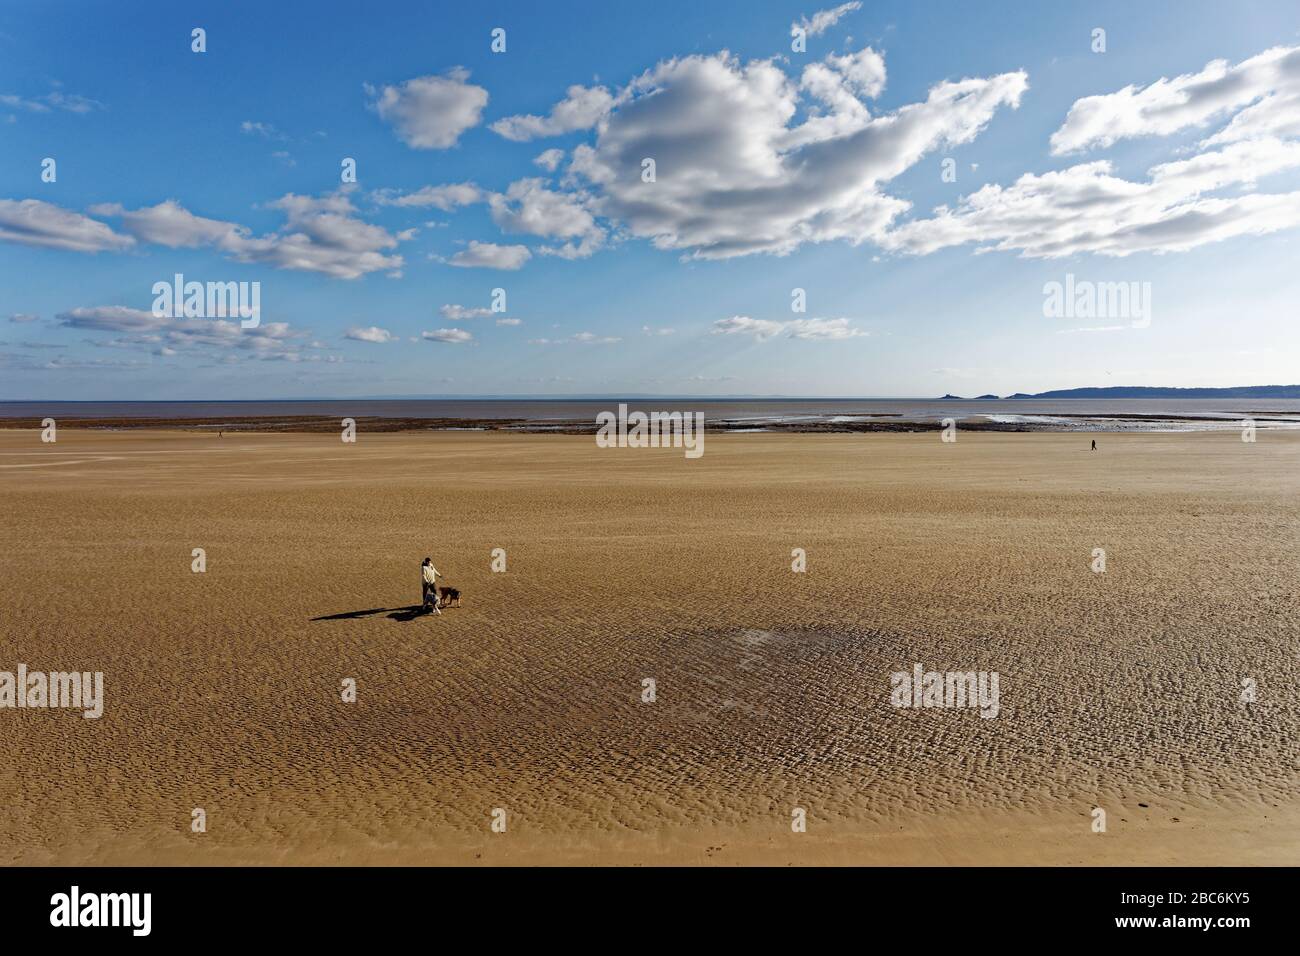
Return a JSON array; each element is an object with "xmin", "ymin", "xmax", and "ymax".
[{"xmin": 311, "ymin": 605, "xmax": 433, "ymax": 623}]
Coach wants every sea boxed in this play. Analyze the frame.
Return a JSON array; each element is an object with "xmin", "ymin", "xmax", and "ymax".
[{"xmin": 3, "ymin": 398, "xmax": 1300, "ymax": 432}]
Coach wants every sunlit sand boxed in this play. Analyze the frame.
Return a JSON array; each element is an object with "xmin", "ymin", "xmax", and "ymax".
[{"xmin": 2, "ymin": 428, "xmax": 1296, "ymax": 864}]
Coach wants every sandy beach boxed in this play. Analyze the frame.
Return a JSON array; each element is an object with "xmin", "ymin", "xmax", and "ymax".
[{"xmin": 1, "ymin": 427, "xmax": 1297, "ymax": 865}]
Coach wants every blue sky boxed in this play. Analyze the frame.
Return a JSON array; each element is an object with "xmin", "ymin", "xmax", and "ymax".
[{"xmin": 2, "ymin": 0, "xmax": 1299, "ymax": 399}]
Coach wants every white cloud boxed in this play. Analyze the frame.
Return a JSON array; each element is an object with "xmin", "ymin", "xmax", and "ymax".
[
  {"xmin": 533, "ymin": 148, "xmax": 565, "ymax": 172},
  {"xmin": 241, "ymin": 120, "xmax": 284, "ymax": 139},
  {"xmin": 0, "ymin": 199, "xmax": 135, "ymax": 253},
  {"xmin": 711, "ymin": 315, "xmax": 865, "ymax": 341},
  {"xmin": 367, "ymin": 69, "xmax": 488, "ymax": 149},
  {"xmin": 712, "ymin": 316, "xmax": 785, "ymax": 341},
  {"xmin": 89, "ymin": 199, "xmax": 246, "ymax": 248},
  {"xmin": 787, "ymin": 317, "xmax": 865, "ymax": 339},
  {"xmin": 642, "ymin": 325, "xmax": 675, "ymax": 335},
  {"xmin": 96, "ymin": 191, "xmax": 407, "ymax": 279},
  {"xmin": 440, "ymin": 304, "xmax": 492, "ymax": 320},
  {"xmin": 345, "ymin": 325, "xmax": 394, "ymax": 343},
  {"xmin": 569, "ymin": 50, "xmax": 1026, "ymax": 259},
  {"xmin": 1051, "ymin": 46, "xmax": 1300, "ymax": 154},
  {"xmin": 58, "ymin": 306, "xmax": 161, "ymax": 332},
  {"xmin": 824, "ymin": 46, "xmax": 887, "ymax": 99},
  {"xmin": 888, "ymin": 121, "xmax": 1300, "ymax": 258},
  {"xmin": 789, "ymin": 48, "xmax": 888, "ymax": 147},
  {"xmin": 422, "ymin": 328, "xmax": 473, "ymax": 343},
  {"xmin": 372, "ymin": 182, "xmax": 483, "ymax": 210},
  {"xmin": 57, "ymin": 305, "xmax": 317, "ymax": 361},
  {"xmin": 8, "ymin": 313, "xmax": 39, "ymax": 323},
  {"xmin": 530, "ymin": 331, "xmax": 620, "ymax": 345},
  {"xmin": 792, "ymin": 2, "xmax": 862, "ymax": 39},
  {"xmin": 258, "ymin": 192, "xmax": 405, "ymax": 277},
  {"xmin": 40, "ymin": 356, "xmax": 148, "ymax": 370},
  {"xmin": 483, "ymin": 44, "xmax": 1299, "ymax": 264},
  {"xmin": 487, "ymin": 178, "xmax": 605, "ymax": 258},
  {"xmin": 448, "ymin": 240, "xmax": 532, "ymax": 270},
  {"xmin": 0, "ymin": 89, "xmax": 102, "ymax": 114},
  {"xmin": 491, "ymin": 85, "xmax": 616, "ymax": 141},
  {"xmin": 496, "ymin": 317, "xmax": 522, "ymax": 326}
]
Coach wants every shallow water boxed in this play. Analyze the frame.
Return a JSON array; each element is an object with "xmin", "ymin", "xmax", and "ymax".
[{"xmin": 5, "ymin": 398, "xmax": 1300, "ymax": 431}]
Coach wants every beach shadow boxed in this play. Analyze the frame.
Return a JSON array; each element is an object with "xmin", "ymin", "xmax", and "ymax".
[{"xmin": 311, "ymin": 605, "xmax": 432, "ymax": 623}]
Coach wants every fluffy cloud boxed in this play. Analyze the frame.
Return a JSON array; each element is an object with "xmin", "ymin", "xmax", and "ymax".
[
  {"xmin": 712, "ymin": 316, "xmax": 785, "ymax": 340},
  {"xmin": 491, "ymin": 85, "xmax": 616, "ymax": 141},
  {"xmin": 372, "ymin": 182, "xmax": 483, "ymax": 210},
  {"xmin": 367, "ymin": 69, "xmax": 488, "ymax": 149},
  {"xmin": 364, "ymin": 45, "xmax": 1007, "ymax": 263},
  {"xmin": 792, "ymin": 2, "xmax": 862, "ymax": 38},
  {"xmin": 569, "ymin": 50, "xmax": 1026, "ymax": 259},
  {"xmin": 478, "ymin": 42, "xmax": 1300, "ymax": 264},
  {"xmin": 1050, "ymin": 46, "xmax": 1300, "ymax": 154},
  {"xmin": 250, "ymin": 192, "xmax": 406, "ymax": 277},
  {"xmin": 57, "ymin": 306, "xmax": 320, "ymax": 361},
  {"xmin": 533, "ymin": 148, "xmax": 565, "ymax": 171},
  {"xmin": 448, "ymin": 240, "xmax": 532, "ymax": 270},
  {"xmin": 345, "ymin": 325, "xmax": 394, "ymax": 342},
  {"xmin": 94, "ymin": 191, "xmax": 406, "ymax": 279},
  {"xmin": 788, "ymin": 47, "xmax": 888, "ymax": 147},
  {"xmin": 712, "ymin": 315, "xmax": 865, "ymax": 341},
  {"xmin": 786, "ymin": 317, "xmax": 865, "ymax": 339},
  {"xmin": 823, "ymin": 46, "xmax": 887, "ymax": 99},
  {"xmin": 387, "ymin": 177, "xmax": 606, "ymax": 259},
  {"xmin": 9, "ymin": 313, "xmax": 40, "ymax": 323},
  {"xmin": 487, "ymin": 178, "xmax": 605, "ymax": 258},
  {"xmin": 422, "ymin": 328, "xmax": 473, "ymax": 343},
  {"xmin": 90, "ymin": 199, "xmax": 245, "ymax": 248},
  {"xmin": 0, "ymin": 199, "xmax": 135, "ymax": 253},
  {"xmin": 885, "ymin": 152, "xmax": 1300, "ymax": 258},
  {"xmin": 58, "ymin": 306, "xmax": 161, "ymax": 333},
  {"xmin": 889, "ymin": 45, "xmax": 1300, "ymax": 259}
]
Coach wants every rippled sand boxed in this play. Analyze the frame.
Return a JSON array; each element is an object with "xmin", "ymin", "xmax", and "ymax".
[{"xmin": 1, "ymin": 428, "xmax": 1297, "ymax": 864}]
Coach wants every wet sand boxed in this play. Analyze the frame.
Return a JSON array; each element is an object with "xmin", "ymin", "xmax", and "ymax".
[{"xmin": 1, "ymin": 428, "xmax": 1297, "ymax": 865}]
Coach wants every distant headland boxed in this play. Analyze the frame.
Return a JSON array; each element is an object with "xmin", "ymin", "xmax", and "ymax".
[{"xmin": 939, "ymin": 386, "xmax": 1300, "ymax": 400}]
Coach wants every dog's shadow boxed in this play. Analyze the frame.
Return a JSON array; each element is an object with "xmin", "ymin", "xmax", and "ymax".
[{"xmin": 311, "ymin": 605, "xmax": 435, "ymax": 623}]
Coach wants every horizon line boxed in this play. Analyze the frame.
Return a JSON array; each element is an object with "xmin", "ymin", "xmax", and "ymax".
[{"xmin": 4, "ymin": 384, "xmax": 1300, "ymax": 405}]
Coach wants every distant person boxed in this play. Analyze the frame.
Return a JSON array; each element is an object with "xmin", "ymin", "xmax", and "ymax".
[
  {"xmin": 421, "ymin": 557, "xmax": 443, "ymax": 614},
  {"xmin": 1091, "ymin": 439, "xmax": 1097, "ymax": 451}
]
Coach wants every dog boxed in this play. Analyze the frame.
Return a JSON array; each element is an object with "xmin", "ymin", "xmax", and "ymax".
[{"xmin": 439, "ymin": 587, "xmax": 461, "ymax": 608}]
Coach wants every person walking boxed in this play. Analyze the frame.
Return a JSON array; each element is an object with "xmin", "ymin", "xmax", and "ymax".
[{"xmin": 421, "ymin": 557, "xmax": 443, "ymax": 614}]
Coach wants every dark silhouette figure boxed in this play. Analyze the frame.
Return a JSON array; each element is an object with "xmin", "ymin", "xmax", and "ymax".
[{"xmin": 1091, "ymin": 439, "xmax": 1097, "ymax": 451}]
